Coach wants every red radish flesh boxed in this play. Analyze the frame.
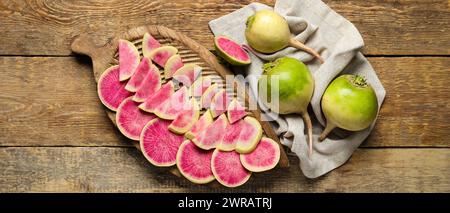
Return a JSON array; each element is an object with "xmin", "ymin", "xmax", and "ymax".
[
  {"xmin": 139, "ymin": 81, "xmax": 174, "ymax": 113},
  {"xmin": 189, "ymin": 76, "xmax": 212, "ymax": 97},
  {"xmin": 164, "ymin": 54, "xmax": 184, "ymax": 79},
  {"xmin": 154, "ymin": 86, "xmax": 189, "ymax": 120},
  {"xmin": 125, "ymin": 57, "xmax": 152, "ymax": 92},
  {"xmin": 235, "ymin": 117, "xmax": 262, "ymax": 154},
  {"xmin": 185, "ymin": 110, "xmax": 213, "ymax": 140},
  {"xmin": 148, "ymin": 46, "xmax": 178, "ymax": 68},
  {"xmin": 140, "ymin": 118, "xmax": 184, "ymax": 167},
  {"xmin": 227, "ymin": 98, "xmax": 247, "ymax": 124},
  {"xmin": 192, "ymin": 114, "xmax": 227, "ymax": 150},
  {"xmin": 118, "ymin": 39, "xmax": 140, "ymax": 81},
  {"xmin": 210, "ymin": 89, "xmax": 231, "ymax": 118},
  {"xmin": 97, "ymin": 65, "xmax": 133, "ymax": 111},
  {"xmin": 218, "ymin": 119, "xmax": 244, "ymax": 151},
  {"xmin": 142, "ymin": 33, "xmax": 161, "ymax": 57},
  {"xmin": 200, "ymin": 83, "xmax": 219, "ymax": 109},
  {"xmin": 169, "ymin": 98, "xmax": 200, "ymax": 134},
  {"xmin": 211, "ymin": 149, "xmax": 251, "ymax": 188},
  {"xmin": 116, "ymin": 97, "xmax": 156, "ymax": 140},
  {"xmin": 240, "ymin": 137, "xmax": 280, "ymax": 172},
  {"xmin": 176, "ymin": 140, "xmax": 215, "ymax": 184},
  {"xmin": 173, "ymin": 64, "xmax": 202, "ymax": 87},
  {"xmin": 132, "ymin": 64, "xmax": 161, "ymax": 102}
]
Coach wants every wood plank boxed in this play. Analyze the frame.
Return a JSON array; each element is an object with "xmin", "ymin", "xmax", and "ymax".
[
  {"xmin": 0, "ymin": 0, "xmax": 448, "ymax": 55},
  {"xmin": 0, "ymin": 147, "xmax": 448, "ymax": 192},
  {"xmin": 0, "ymin": 57, "xmax": 448, "ymax": 147}
]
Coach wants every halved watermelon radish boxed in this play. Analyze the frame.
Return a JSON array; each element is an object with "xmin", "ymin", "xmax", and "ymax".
[
  {"xmin": 214, "ymin": 35, "xmax": 251, "ymax": 66},
  {"xmin": 176, "ymin": 140, "xmax": 215, "ymax": 184},
  {"xmin": 154, "ymin": 86, "xmax": 189, "ymax": 120},
  {"xmin": 164, "ymin": 54, "xmax": 184, "ymax": 79},
  {"xmin": 235, "ymin": 117, "xmax": 262, "ymax": 154},
  {"xmin": 169, "ymin": 98, "xmax": 200, "ymax": 134},
  {"xmin": 132, "ymin": 64, "xmax": 161, "ymax": 102},
  {"xmin": 142, "ymin": 33, "xmax": 161, "ymax": 57},
  {"xmin": 227, "ymin": 98, "xmax": 247, "ymax": 124},
  {"xmin": 185, "ymin": 110, "xmax": 213, "ymax": 140},
  {"xmin": 125, "ymin": 57, "xmax": 152, "ymax": 92},
  {"xmin": 139, "ymin": 81, "xmax": 174, "ymax": 113},
  {"xmin": 210, "ymin": 89, "xmax": 231, "ymax": 118},
  {"xmin": 140, "ymin": 118, "xmax": 184, "ymax": 167},
  {"xmin": 189, "ymin": 76, "xmax": 212, "ymax": 97},
  {"xmin": 192, "ymin": 114, "xmax": 227, "ymax": 150},
  {"xmin": 148, "ymin": 46, "xmax": 178, "ymax": 68},
  {"xmin": 211, "ymin": 149, "xmax": 251, "ymax": 188},
  {"xmin": 240, "ymin": 137, "xmax": 280, "ymax": 172},
  {"xmin": 217, "ymin": 119, "xmax": 243, "ymax": 151},
  {"xmin": 116, "ymin": 97, "xmax": 156, "ymax": 140},
  {"xmin": 118, "ymin": 39, "xmax": 140, "ymax": 81},
  {"xmin": 172, "ymin": 64, "xmax": 202, "ymax": 86},
  {"xmin": 200, "ymin": 83, "xmax": 219, "ymax": 109},
  {"xmin": 97, "ymin": 65, "xmax": 133, "ymax": 111}
]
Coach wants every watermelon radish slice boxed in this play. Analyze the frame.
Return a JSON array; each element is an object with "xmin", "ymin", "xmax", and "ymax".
[
  {"xmin": 172, "ymin": 64, "xmax": 202, "ymax": 86},
  {"xmin": 118, "ymin": 39, "xmax": 140, "ymax": 81},
  {"xmin": 147, "ymin": 46, "xmax": 178, "ymax": 68},
  {"xmin": 142, "ymin": 33, "xmax": 161, "ymax": 57},
  {"xmin": 139, "ymin": 81, "xmax": 174, "ymax": 113},
  {"xmin": 97, "ymin": 65, "xmax": 133, "ymax": 111},
  {"xmin": 169, "ymin": 98, "xmax": 200, "ymax": 134},
  {"xmin": 154, "ymin": 86, "xmax": 189, "ymax": 120},
  {"xmin": 125, "ymin": 57, "xmax": 152, "ymax": 92},
  {"xmin": 214, "ymin": 35, "xmax": 251, "ymax": 66},
  {"xmin": 217, "ymin": 119, "xmax": 243, "ymax": 151},
  {"xmin": 132, "ymin": 64, "xmax": 161, "ymax": 102},
  {"xmin": 164, "ymin": 54, "xmax": 184, "ymax": 79},
  {"xmin": 240, "ymin": 137, "xmax": 280, "ymax": 172},
  {"xmin": 116, "ymin": 97, "xmax": 156, "ymax": 140},
  {"xmin": 210, "ymin": 89, "xmax": 231, "ymax": 118},
  {"xmin": 176, "ymin": 140, "xmax": 215, "ymax": 184},
  {"xmin": 189, "ymin": 76, "xmax": 212, "ymax": 97},
  {"xmin": 211, "ymin": 149, "xmax": 251, "ymax": 188},
  {"xmin": 200, "ymin": 83, "xmax": 219, "ymax": 109},
  {"xmin": 235, "ymin": 117, "xmax": 263, "ymax": 154},
  {"xmin": 227, "ymin": 98, "xmax": 247, "ymax": 124},
  {"xmin": 140, "ymin": 118, "xmax": 184, "ymax": 167},
  {"xmin": 192, "ymin": 114, "xmax": 227, "ymax": 150},
  {"xmin": 185, "ymin": 109, "xmax": 213, "ymax": 140}
]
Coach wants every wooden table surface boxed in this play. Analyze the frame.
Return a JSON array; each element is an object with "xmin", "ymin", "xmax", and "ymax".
[{"xmin": 0, "ymin": 0, "xmax": 449, "ymax": 192}]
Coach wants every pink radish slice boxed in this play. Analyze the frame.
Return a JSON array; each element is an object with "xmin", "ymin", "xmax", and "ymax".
[
  {"xmin": 118, "ymin": 39, "xmax": 140, "ymax": 81},
  {"xmin": 189, "ymin": 76, "xmax": 212, "ymax": 97},
  {"xmin": 217, "ymin": 119, "xmax": 243, "ymax": 151},
  {"xmin": 210, "ymin": 89, "xmax": 231, "ymax": 118},
  {"xmin": 140, "ymin": 118, "xmax": 184, "ymax": 167},
  {"xmin": 142, "ymin": 33, "xmax": 161, "ymax": 57},
  {"xmin": 235, "ymin": 117, "xmax": 262, "ymax": 154},
  {"xmin": 154, "ymin": 86, "xmax": 189, "ymax": 120},
  {"xmin": 132, "ymin": 64, "xmax": 161, "ymax": 102},
  {"xmin": 211, "ymin": 149, "xmax": 251, "ymax": 188},
  {"xmin": 227, "ymin": 98, "xmax": 247, "ymax": 124},
  {"xmin": 176, "ymin": 140, "xmax": 215, "ymax": 184},
  {"xmin": 164, "ymin": 54, "xmax": 184, "ymax": 79},
  {"xmin": 97, "ymin": 65, "xmax": 133, "ymax": 111},
  {"xmin": 116, "ymin": 97, "xmax": 156, "ymax": 140},
  {"xmin": 148, "ymin": 46, "xmax": 178, "ymax": 68},
  {"xmin": 240, "ymin": 137, "xmax": 280, "ymax": 172},
  {"xmin": 125, "ymin": 57, "xmax": 152, "ymax": 92},
  {"xmin": 172, "ymin": 64, "xmax": 202, "ymax": 87},
  {"xmin": 192, "ymin": 114, "xmax": 227, "ymax": 150},
  {"xmin": 200, "ymin": 83, "xmax": 219, "ymax": 109},
  {"xmin": 169, "ymin": 98, "xmax": 200, "ymax": 134},
  {"xmin": 139, "ymin": 81, "xmax": 174, "ymax": 113},
  {"xmin": 185, "ymin": 110, "xmax": 213, "ymax": 140}
]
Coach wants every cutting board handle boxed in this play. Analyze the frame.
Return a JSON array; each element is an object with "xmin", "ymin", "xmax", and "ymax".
[{"xmin": 71, "ymin": 34, "xmax": 99, "ymax": 57}]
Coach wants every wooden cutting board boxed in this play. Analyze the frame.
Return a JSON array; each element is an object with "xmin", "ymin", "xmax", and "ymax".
[{"xmin": 70, "ymin": 25, "xmax": 289, "ymax": 182}]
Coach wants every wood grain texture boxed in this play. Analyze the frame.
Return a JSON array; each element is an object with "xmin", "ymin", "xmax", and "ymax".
[
  {"xmin": 0, "ymin": 57, "xmax": 448, "ymax": 147},
  {"xmin": 0, "ymin": 0, "xmax": 448, "ymax": 56},
  {"xmin": 0, "ymin": 147, "xmax": 448, "ymax": 192}
]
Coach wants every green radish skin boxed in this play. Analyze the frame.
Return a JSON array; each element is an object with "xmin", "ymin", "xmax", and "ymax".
[
  {"xmin": 259, "ymin": 57, "xmax": 315, "ymax": 157},
  {"xmin": 245, "ymin": 10, "xmax": 290, "ymax": 53},
  {"xmin": 319, "ymin": 75, "xmax": 378, "ymax": 141}
]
